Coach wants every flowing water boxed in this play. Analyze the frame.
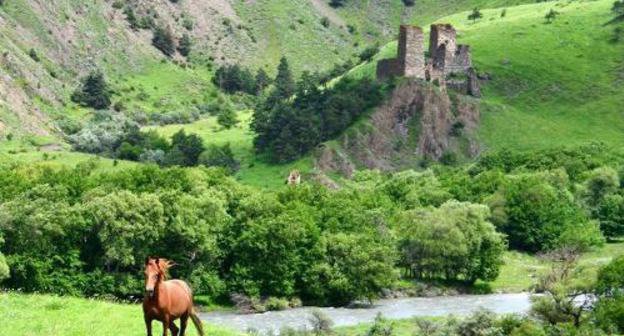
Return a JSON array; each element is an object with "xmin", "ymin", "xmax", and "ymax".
[{"xmin": 200, "ymin": 293, "xmax": 532, "ymax": 333}]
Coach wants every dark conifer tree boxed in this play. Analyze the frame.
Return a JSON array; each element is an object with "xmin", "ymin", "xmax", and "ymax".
[
  {"xmin": 71, "ymin": 70, "xmax": 112, "ymax": 110},
  {"xmin": 254, "ymin": 68, "xmax": 271, "ymax": 94},
  {"xmin": 273, "ymin": 57, "xmax": 295, "ymax": 100}
]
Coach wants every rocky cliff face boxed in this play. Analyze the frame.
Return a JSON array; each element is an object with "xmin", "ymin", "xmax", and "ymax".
[{"xmin": 315, "ymin": 80, "xmax": 480, "ymax": 177}]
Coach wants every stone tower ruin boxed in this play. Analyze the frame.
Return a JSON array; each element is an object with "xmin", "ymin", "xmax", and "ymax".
[
  {"xmin": 376, "ymin": 25, "xmax": 425, "ymax": 80},
  {"xmin": 428, "ymin": 24, "xmax": 472, "ymax": 77},
  {"xmin": 377, "ymin": 24, "xmax": 479, "ymax": 97}
]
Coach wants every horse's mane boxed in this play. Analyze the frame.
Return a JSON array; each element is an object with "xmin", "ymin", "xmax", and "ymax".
[{"xmin": 148, "ymin": 257, "xmax": 174, "ymax": 280}]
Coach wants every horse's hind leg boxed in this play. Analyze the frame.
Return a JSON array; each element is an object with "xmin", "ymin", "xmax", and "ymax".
[
  {"xmin": 179, "ymin": 314, "xmax": 189, "ymax": 336},
  {"xmin": 169, "ymin": 320, "xmax": 179, "ymax": 336}
]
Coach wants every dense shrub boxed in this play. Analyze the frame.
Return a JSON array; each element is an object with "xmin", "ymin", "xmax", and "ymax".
[
  {"xmin": 165, "ymin": 129, "xmax": 204, "ymax": 166},
  {"xmin": 177, "ymin": 33, "xmax": 192, "ymax": 57},
  {"xmin": 358, "ymin": 44, "xmax": 379, "ymax": 62},
  {"xmin": 217, "ymin": 107, "xmax": 238, "ymax": 129},
  {"xmin": 150, "ymin": 109, "xmax": 200, "ymax": 125},
  {"xmin": 328, "ymin": 0, "xmax": 345, "ymax": 8},
  {"xmin": 152, "ymin": 26, "xmax": 176, "ymax": 56},
  {"xmin": 198, "ymin": 143, "xmax": 240, "ymax": 174}
]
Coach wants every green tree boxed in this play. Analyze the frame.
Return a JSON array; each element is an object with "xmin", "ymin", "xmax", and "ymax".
[
  {"xmin": 358, "ymin": 44, "xmax": 379, "ymax": 62},
  {"xmin": 213, "ymin": 64, "xmax": 255, "ymax": 94},
  {"xmin": 168, "ymin": 129, "xmax": 205, "ymax": 166},
  {"xmin": 530, "ymin": 248, "xmax": 592, "ymax": 328},
  {"xmin": 596, "ymin": 194, "xmax": 624, "ymax": 239},
  {"xmin": 157, "ymin": 190, "xmax": 230, "ymax": 288},
  {"xmin": 581, "ymin": 167, "xmax": 620, "ymax": 208},
  {"xmin": 489, "ymin": 173, "xmax": 603, "ymax": 252},
  {"xmin": 71, "ymin": 70, "xmax": 112, "ymax": 109},
  {"xmin": 254, "ymin": 68, "xmax": 271, "ymax": 93},
  {"xmin": 468, "ymin": 8, "xmax": 483, "ymax": 23},
  {"xmin": 225, "ymin": 206, "xmax": 322, "ymax": 297},
  {"xmin": 152, "ymin": 25, "xmax": 176, "ymax": 56},
  {"xmin": 116, "ymin": 142, "xmax": 142, "ymax": 161},
  {"xmin": 0, "ymin": 185, "xmax": 86, "ymax": 293},
  {"xmin": 304, "ymin": 232, "xmax": 397, "ymax": 305},
  {"xmin": 273, "ymin": 57, "xmax": 296, "ymax": 100},
  {"xmin": 83, "ymin": 191, "xmax": 165, "ymax": 270},
  {"xmin": 320, "ymin": 17, "xmax": 330, "ymax": 28},
  {"xmin": 0, "ymin": 237, "xmax": 9, "ymax": 282},
  {"xmin": 198, "ymin": 143, "xmax": 240, "ymax": 174},
  {"xmin": 396, "ymin": 200, "xmax": 506, "ymax": 283},
  {"xmin": 594, "ymin": 256, "xmax": 624, "ymax": 333},
  {"xmin": 28, "ymin": 48, "xmax": 40, "ymax": 62}
]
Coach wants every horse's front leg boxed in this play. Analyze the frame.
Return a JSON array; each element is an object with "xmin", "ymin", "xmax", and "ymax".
[
  {"xmin": 162, "ymin": 316, "xmax": 170, "ymax": 336},
  {"xmin": 144, "ymin": 316, "xmax": 153, "ymax": 336}
]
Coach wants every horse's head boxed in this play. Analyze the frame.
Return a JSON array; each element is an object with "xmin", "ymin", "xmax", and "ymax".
[{"xmin": 144, "ymin": 257, "xmax": 172, "ymax": 298}]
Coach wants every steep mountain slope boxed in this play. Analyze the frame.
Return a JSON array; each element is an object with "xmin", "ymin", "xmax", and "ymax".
[
  {"xmin": 0, "ymin": 0, "xmax": 539, "ymax": 139},
  {"xmin": 323, "ymin": 0, "xmax": 624, "ymax": 175}
]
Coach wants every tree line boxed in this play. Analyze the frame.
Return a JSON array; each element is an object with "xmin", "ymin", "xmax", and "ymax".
[
  {"xmin": 1, "ymin": 143, "xmax": 623, "ymax": 307},
  {"xmin": 251, "ymin": 57, "xmax": 387, "ymax": 163}
]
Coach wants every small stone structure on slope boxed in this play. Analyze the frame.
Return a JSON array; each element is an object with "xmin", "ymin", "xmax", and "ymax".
[{"xmin": 377, "ymin": 24, "xmax": 481, "ymax": 97}]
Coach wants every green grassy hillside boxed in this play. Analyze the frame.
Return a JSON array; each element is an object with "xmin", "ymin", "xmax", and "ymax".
[
  {"xmin": 335, "ymin": 0, "xmax": 532, "ymax": 37},
  {"xmin": 2, "ymin": 0, "xmax": 621, "ymax": 187},
  {"xmin": 347, "ymin": 0, "xmax": 624, "ymax": 152}
]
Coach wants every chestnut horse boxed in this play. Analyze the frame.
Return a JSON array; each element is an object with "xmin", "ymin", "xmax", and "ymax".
[{"xmin": 143, "ymin": 257, "xmax": 204, "ymax": 336}]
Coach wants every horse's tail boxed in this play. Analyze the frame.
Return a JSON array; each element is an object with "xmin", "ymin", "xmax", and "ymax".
[{"xmin": 190, "ymin": 309, "xmax": 205, "ymax": 336}]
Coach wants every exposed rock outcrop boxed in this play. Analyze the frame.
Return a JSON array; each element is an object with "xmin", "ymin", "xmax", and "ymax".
[{"xmin": 315, "ymin": 80, "xmax": 480, "ymax": 176}]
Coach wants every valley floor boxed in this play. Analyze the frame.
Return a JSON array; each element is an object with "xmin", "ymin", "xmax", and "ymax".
[{"xmin": 3, "ymin": 242, "xmax": 622, "ymax": 336}]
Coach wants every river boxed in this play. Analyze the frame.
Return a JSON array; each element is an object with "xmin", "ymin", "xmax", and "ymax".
[{"xmin": 200, "ymin": 293, "xmax": 532, "ymax": 333}]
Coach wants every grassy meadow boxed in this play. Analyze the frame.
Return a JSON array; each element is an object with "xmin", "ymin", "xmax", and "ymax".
[
  {"xmin": 487, "ymin": 240, "xmax": 624, "ymax": 293},
  {"xmin": 0, "ymin": 292, "xmax": 238, "ymax": 336}
]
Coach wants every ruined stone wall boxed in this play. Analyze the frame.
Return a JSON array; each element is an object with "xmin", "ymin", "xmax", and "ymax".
[
  {"xmin": 376, "ymin": 58, "xmax": 401, "ymax": 80},
  {"xmin": 397, "ymin": 25, "xmax": 425, "ymax": 79},
  {"xmin": 429, "ymin": 24, "xmax": 457, "ymax": 70},
  {"xmin": 446, "ymin": 44, "xmax": 472, "ymax": 74}
]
